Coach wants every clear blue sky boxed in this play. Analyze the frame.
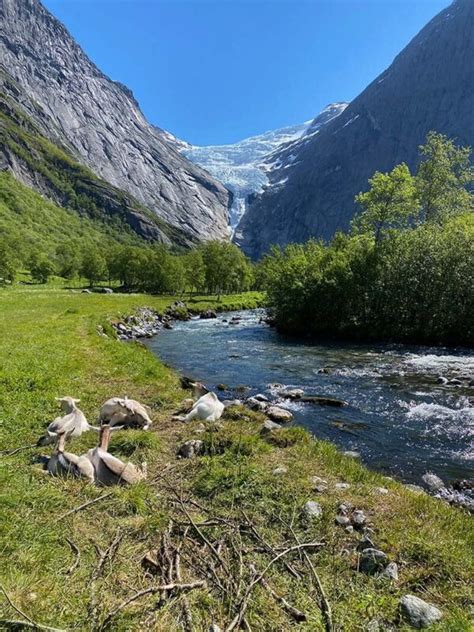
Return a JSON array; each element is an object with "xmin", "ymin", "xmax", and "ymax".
[{"xmin": 43, "ymin": 0, "xmax": 450, "ymax": 146}]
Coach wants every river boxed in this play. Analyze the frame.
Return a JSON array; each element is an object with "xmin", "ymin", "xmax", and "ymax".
[{"xmin": 147, "ymin": 309, "xmax": 473, "ymax": 485}]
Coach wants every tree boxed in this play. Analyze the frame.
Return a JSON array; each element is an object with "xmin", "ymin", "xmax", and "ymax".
[
  {"xmin": 183, "ymin": 249, "xmax": 205, "ymax": 294},
  {"xmin": 0, "ymin": 240, "xmax": 17, "ymax": 283},
  {"xmin": 56, "ymin": 244, "xmax": 80, "ymax": 280},
  {"xmin": 81, "ymin": 249, "xmax": 107, "ymax": 286},
  {"xmin": 416, "ymin": 131, "xmax": 473, "ymax": 223},
  {"xmin": 29, "ymin": 252, "xmax": 55, "ymax": 284},
  {"xmin": 353, "ymin": 163, "xmax": 419, "ymax": 240}
]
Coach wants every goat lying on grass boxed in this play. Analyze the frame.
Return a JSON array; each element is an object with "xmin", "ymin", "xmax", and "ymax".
[
  {"xmin": 38, "ymin": 397, "xmax": 99, "ymax": 446},
  {"xmin": 99, "ymin": 397, "xmax": 152, "ymax": 430}
]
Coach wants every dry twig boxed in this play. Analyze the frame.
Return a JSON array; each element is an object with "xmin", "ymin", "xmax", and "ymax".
[
  {"xmin": 65, "ymin": 538, "xmax": 80, "ymax": 576},
  {"xmin": 0, "ymin": 584, "xmax": 65, "ymax": 632},
  {"xmin": 56, "ymin": 491, "xmax": 114, "ymax": 521}
]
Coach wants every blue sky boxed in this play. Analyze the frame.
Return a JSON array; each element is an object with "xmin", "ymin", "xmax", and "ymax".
[{"xmin": 43, "ymin": 0, "xmax": 449, "ymax": 145}]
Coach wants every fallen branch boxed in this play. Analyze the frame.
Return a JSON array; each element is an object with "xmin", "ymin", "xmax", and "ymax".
[
  {"xmin": 65, "ymin": 538, "xmax": 80, "ymax": 576},
  {"xmin": 100, "ymin": 581, "xmax": 206, "ymax": 630},
  {"xmin": 225, "ymin": 542, "xmax": 323, "ymax": 632},
  {"xmin": 0, "ymin": 620, "xmax": 65, "ymax": 632},
  {"xmin": 289, "ymin": 524, "xmax": 333, "ymax": 632},
  {"xmin": 56, "ymin": 491, "xmax": 114, "ymax": 521},
  {"xmin": 0, "ymin": 443, "xmax": 37, "ymax": 457},
  {"xmin": 0, "ymin": 584, "xmax": 65, "ymax": 632},
  {"xmin": 249, "ymin": 564, "xmax": 306, "ymax": 623}
]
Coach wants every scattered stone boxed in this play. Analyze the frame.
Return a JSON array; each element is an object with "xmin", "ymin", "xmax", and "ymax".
[
  {"xmin": 317, "ymin": 367, "xmax": 331, "ymax": 374},
  {"xmin": 343, "ymin": 450, "xmax": 361, "ymax": 458},
  {"xmin": 254, "ymin": 393, "xmax": 269, "ymax": 402},
  {"xmin": 194, "ymin": 424, "xmax": 206, "ymax": 434},
  {"xmin": 268, "ymin": 383, "xmax": 283, "ymax": 390},
  {"xmin": 260, "ymin": 419, "xmax": 281, "ymax": 434},
  {"xmin": 177, "ymin": 440, "xmax": 204, "ymax": 459},
  {"xmin": 267, "ymin": 406, "xmax": 293, "ymax": 423},
  {"xmin": 216, "ymin": 383, "xmax": 228, "ymax": 391},
  {"xmin": 335, "ymin": 482, "xmax": 351, "ymax": 490},
  {"xmin": 363, "ymin": 526, "xmax": 375, "ymax": 536},
  {"xmin": 279, "ymin": 388, "xmax": 304, "ymax": 399},
  {"xmin": 356, "ymin": 536, "xmax": 374, "ymax": 551},
  {"xmin": 273, "ymin": 465, "xmax": 288, "ymax": 475},
  {"xmin": 448, "ymin": 378, "xmax": 462, "ymax": 386},
  {"xmin": 352, "ymin": 509, "xmax": 367, "ymax": 527},
  {"xmin": 359, "ymin": 549, "xmax": 388, "ymax": 574},
  {"xmin": 421, "ymin": 472, "xmax": 444, "ymax": 492},
  {"xmin": 381, "ymin": 562, "xmax": 399, "ymax": 581},
  {"xmin": 345, "ymin": 525, "xmax": 354, "ymax": 534},
  {"xmin": 405, "ymin": 484, "xmax": 426, "ymax": 494},
  {"xmin": 314, "ymin": 484, "xmax": 328, "ymax": 493},
  {"xmin": 400, "ymin": 595, "xmax": 442, "ymax": 629},
  {"xmin": 338, "ymin": 502, "xmax": 353, "ymax": 514},
  {"xmin": 303, "ymin": 501, "xmax": 323, "ymax": 519},
  {"xmin": 375, "ymin": 487, "xmax": 389, "ymax": 495},
  {"xmin": 209, "ymin": 624, "xmax": 222, "ymax": 632},
  {"xmin": 223, "ymin": 399, "xmax": 243, "ymax": 409},
  {"xmin": 436, "ymin": 376, "xmax": 448, "ymax": 385},
  {"xmin": 335, "ymin": 515, "xmax": 351, "ymax": 526}
]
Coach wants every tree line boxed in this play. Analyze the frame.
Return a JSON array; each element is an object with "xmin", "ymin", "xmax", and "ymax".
[
  {"xmin": 258, "ymin": 132, "xmax": 474, "ymax": 345},
  {"xmin": 0, "ymin": 237, "xmax": 255, "ymax": 297}
]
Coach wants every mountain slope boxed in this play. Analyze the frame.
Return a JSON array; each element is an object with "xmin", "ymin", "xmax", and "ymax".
[
  {"xmin": 0, "ymin": 66, "xmax": 191, "ymax": 246},
  {"xmin": 166, "ymin": 104, "xmax": 346, "ymax": 231},
  {"xmin": 0, "ymin": 0, "xmax": 230, "ymax": 244},
  {"xmin": 237, "ymin": 0, "xmax": 474, "ymax": 258}
]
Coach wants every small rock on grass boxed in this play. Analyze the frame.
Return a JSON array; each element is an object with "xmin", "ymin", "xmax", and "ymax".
[
  {"xmin": 260, "ymin": 419, "xmax": 281, "ymax": 434},
  {"xmin": 356, "ymin": 535, "xmax": 374, "ymax": 551},
  {"xmin": 343, "ymin": 450, "xmax": 361, "ymax": 458},
  {"xmin": 374, "ymin": 487, "xmax": 389, "ymax": 495},
  {"xmin": 359, "ymin": 548, "xmax": 388, "ymax": 574},
  {"xmin": 381, "ymin": 562, "xmax": 399, "ymax": 581},
  {"xmin": 405, "ymin": 484, "xmax": 426, "ymax": 494},
  {"xmin": 303, "ymin": 501, "xmax": 323, "ymax": 519},
  {"xmin": 400, "ymin": 595, "xmax": 442, "ymax": 629},
  {"xmin": 273, "ymin": 465, "xmax": 288, "ymax": 475},
  {"xmin": 335, "ymin": 482, "xmax": 351, "ymax": 490},
  {"xmin": 335, "ymin": 515, "xmax": 351, "ymax": 526},
  {"xmin": 352, "ymin": 509, "xmax": 367, "ymax": 527},
  {"xmin": 177, "ymin": 440, "xmax": 204, "ymax": 459}
]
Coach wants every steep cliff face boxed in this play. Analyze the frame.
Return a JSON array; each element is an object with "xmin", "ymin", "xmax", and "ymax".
[
  {"xmin": 237, "ymin": 0, "xmax": 474, "ymax": 258},
  {"xmin": 0, "ymin": 0, "xmax": 230, "ymax": 244}
]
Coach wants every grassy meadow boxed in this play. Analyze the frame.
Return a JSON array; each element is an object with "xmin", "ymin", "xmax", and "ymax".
[{"xmin": 0, "ymin": 285, "xmax": 472, "ymax": 631}]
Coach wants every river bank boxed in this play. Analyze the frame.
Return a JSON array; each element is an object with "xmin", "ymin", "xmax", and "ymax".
[{"xmin": 0, "ymin": 287, "xmax": 472, "ymax": 631}]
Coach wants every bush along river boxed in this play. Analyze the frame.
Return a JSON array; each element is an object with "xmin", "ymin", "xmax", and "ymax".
[{"xmin": 145, "ymin": 309, "xmax": 474, "ymax": 509}]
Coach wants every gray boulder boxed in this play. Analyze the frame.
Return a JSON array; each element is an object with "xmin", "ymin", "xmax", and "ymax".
[
  {"xmin": 303, "ymin": 501, "xmax": 323, "ymax": 519},
  {"xmin": 359, "ymin": 549, "xmax": 388, "ymax": 574},
  {"xmin": 400, "ymin": 595, "xmax": 442, "ymax": 628},
  {"xmin": 260, "ymin": 419, "xmax": 281, "ymax": 434},
  {"xmin": 267, "ymin": 406, "xmax": 293, "ymax": 423},
  {"xmin": 177, "ymin": 440, "xmax": 204, "ymax": 459},
  {"xmin": 381, "ymin": 562, "xmax": 399, "ymax": 581},
  {"xmin": 422, "ymin": 473, "xmax": 444, "ymax": 492}
]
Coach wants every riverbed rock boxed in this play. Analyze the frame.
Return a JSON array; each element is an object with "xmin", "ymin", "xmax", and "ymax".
[
  {"xmin": 300, "ymin": 395, "xmax": 347, "ymax": 407},
  {"xmin": 279, "ymin": 388, "xmax": 304, "ymax": 399},
  {"xmin": 177, "ymin": 440, "xmax": 204, "ymax": 459},
  {"xmin": 436, "ymin": 376, "xmax": 448, "ymax": 385},
  {"xmin": 448, "ymin": 378, "xmax": 462, "ymax": 386},
  {"xmin": 267, "ymin": 406, "xmax": 293, "ymax": 423},
  {"xmin": 421, "ymin": 472, "xmax": 444, "ymax": 492},
  {"xmin": 343, "ymin": 450, "xmax": 361, "ymax": 459},
  {"xmin": 400, "ymin": 595, "xmax": 442, "ymax": 628},
  {"xmin": 254, "ymin": 393, "xmax": 269, "ymax": 402},
  {"xmin": 359, "ymin": 549, "xmax": 389, "ymax": 574},
  {"xmin": 246, "ymin": 397, "xmax": 268, "ymax": 412},
  {"xmin": 303, "ymin": 501, "xmax": 323, "ymax": 519},
  {"xmin": 200, "ymin": 310, "xmax": 217, "ymax": 319}
]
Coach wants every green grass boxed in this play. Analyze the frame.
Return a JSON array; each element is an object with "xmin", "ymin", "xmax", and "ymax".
[{"xmin": 0, "ymin": 286, "xmax": 472, "ymax": 631}]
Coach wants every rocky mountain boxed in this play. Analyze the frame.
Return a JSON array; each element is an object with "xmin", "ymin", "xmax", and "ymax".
[
  {"xmin": 165, "ymin": 104, "xmax": 347, "ymax": 232},
  {"xmin": 236, "ymin": 0, "xmax": 474, "ymax": 259},
  {"xmin": 0, "ymin": 0, "xmax": 230, "ymax": 245}
]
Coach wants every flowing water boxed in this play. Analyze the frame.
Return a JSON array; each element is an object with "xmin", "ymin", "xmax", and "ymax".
[{"xmin": 147, "ymin": 310, "xmax": 474, "ymax": 485}]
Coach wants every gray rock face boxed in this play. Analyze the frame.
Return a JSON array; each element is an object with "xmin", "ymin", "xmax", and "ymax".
[
  {"xmin": 400, "ymin": 595, "xmax": 443, "ymax": 628},
  {"xmin": 237, "ymin": 0, "xmax": 474, "ymax": 258},
  {"xmin": 0, "ymin": 0, "xmax": 230, "ymax": 244}
]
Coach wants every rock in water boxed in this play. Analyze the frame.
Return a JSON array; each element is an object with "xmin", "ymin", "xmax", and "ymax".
[
  {"xmin": 359, "ymin": 549, "xmax": 388, "ymax": 574},
  {"xmin": 303, "ymin": 501, "xmax": 323, "ymax": 519},
  {"xmin": 400, "ymin": 595, "xmax": 442, "ymax": 628}
]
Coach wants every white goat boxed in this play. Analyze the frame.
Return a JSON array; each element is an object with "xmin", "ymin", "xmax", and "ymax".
[
  {"xmin": 46, "ymin": 432, "xmax": 95, "ymax": 481},
  {"xmin": 184, "ymin": 392, "xmax": 224, "ymax": 423},
  {"xmin": 99, "ymin": 397, "xmax": 152, "ymax": 430},
  {"xmin": 83, "ymin": 424, "xmax": 146, "ymax": 486},
  {"xmin": 38, "ymin": 397, "xmax": 98, "ymax": 446}
]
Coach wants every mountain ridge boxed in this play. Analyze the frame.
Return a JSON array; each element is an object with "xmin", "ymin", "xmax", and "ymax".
[{"xmin": 236, "ymin": 0, "xmax": 474, "ymax": 258}]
